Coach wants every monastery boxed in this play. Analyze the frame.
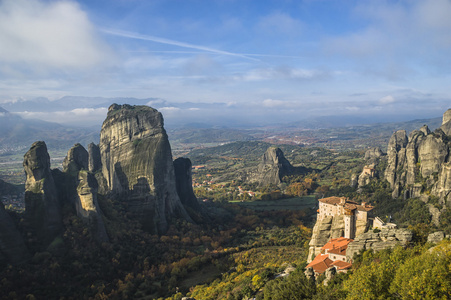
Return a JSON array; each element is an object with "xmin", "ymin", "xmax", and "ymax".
[
  {"xmin": 307, "ymin": 197, "xmax": 374, "ymax": 275},
  {"xmin": 317, "ymin": 196, "xmax": 373, "ymax": 239}
]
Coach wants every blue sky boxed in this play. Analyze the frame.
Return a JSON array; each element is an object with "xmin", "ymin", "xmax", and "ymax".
[{"xmin": 0, "ymin": 0, "xmax": 450, "ymax": 126}]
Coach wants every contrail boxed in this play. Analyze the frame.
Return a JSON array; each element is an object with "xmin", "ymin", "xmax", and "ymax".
[{"xmin": 101, "ymin": 28, "xmax": 260, "ymax": 62}]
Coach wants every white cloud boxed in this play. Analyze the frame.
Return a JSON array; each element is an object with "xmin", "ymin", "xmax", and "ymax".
[
  {"xmin": 159, "ymin": 107, "xmax": 181, "ymax": 112},
  {"xmin": 17, "ymin": 107, "xmax": 107, "ymax": 126},
  {"xmin": 379, "ymin": 95, "xmax": 395, "ymax": 104},
  {"xmin": 321, "ymin": 1, "xmax": 451, "ymax": 78},
  {"xmin": 242, "ymin": 67, "xmax": 328, "ymax": 82},
  {"xmin": 0, "ymin": 0, "xmax": 111, "ymax": 72},
  {"xmin": 262, "ymin": 99, "xmax": 286, "ymax": 108}
]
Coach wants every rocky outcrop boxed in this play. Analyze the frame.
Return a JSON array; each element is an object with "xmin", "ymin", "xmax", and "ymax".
[
  {"xmin": 364, "ymin": 147, "xmax": 383, "ymax": 161},
  {"xmin": 63, "ymin": 144, "xmax": 108, "ymax": 242},
  {"xmin": 308, "ymin": 210, "xmax": 369, "ymax": 262},
  {"xmin": 23, "ymin": 141, "xmax": 62, "ymax": 248},
  {"xmin": 308, "ymin": 216, "xmax": 344, "ymax": 262},
  {"xmin": 385, "ymin": 109, "xmax": 451, "ymax": 202},
  {"xmin": 174, "ymin": 157, "xmax": 200, "ymax": 211},
  {"xmin": 248, "ymin": 147, "xmax": 295, "ymax": 186},
  {"xmin": 0, "ymin": 202, "xmax": 29, "ymax": 264},
  {"xmin": 427, "ymin": 231, "xmax": 446, "ymax": 244},
  {"xmin": 63, "ymin": 143, "xmax": 89, "ymax": 175},
  {"xmin": 99, "ymin": 104, "xmax": 191, "ymax": 233},
  {"xmin": 440, "ymin": 109, "xmax": 451, "ymax": 136},
  {"xmin": 346, "ymin": 228, "xmax": 413, "ymax": 261}
]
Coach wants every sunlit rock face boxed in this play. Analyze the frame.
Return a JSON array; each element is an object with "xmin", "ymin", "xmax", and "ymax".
[
  {"xmin": 23, "ymin": 141, "xmax": 62, "ymax": 248},
  {"xmin": 63, "ymin": 144, "xmax": 108, "ymax": 242},
  {"xmin": 248, "ymin": 147, "xmax": 295, "ymax": 186},
  {"xmin": 99, "ymin": 104, "xmax": 190, "ymax": 233},
  {"xmin": 385, "ymin": 109, "xmax": 451, "ymax": 205}
]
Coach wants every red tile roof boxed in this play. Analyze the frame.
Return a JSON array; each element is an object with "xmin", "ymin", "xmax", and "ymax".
[
  {"xmin": 321, "ymin": 237, "xmax": 353, "ymax": 255},
  {"xmin": 331, "ymin": 260, "xmax": 352, "ymax": 270},
  {"xmin": 318, "ymin": 197, "xmax": 373, "ymax": 212},
  {"xmin": 306, "ymin": 254, "xmax": 334, "ymax": 274}
]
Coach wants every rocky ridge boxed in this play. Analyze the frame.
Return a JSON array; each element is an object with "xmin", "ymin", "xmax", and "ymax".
[{"xmin": 384, "ymin": 109, "xmax": 451, "ymax": 222}]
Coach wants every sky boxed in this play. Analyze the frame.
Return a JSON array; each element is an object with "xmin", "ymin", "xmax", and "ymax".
[{"xmin": 0, "ymin": 0, "xmax": 451, "ymax": 127}]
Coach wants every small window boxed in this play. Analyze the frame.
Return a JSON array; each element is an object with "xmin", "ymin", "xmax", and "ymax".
[{"xmin": 343, "ymin": 258, "xmax": 345, "ymax": 261}]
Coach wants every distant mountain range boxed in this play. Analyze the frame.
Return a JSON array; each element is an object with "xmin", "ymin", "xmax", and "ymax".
[
  {"xmin": 0, "ymin": 97, "xmax": 446, "ymax": 156},
  {"xmin": 0, "ymin": 107, "xmax": 99, "ymax": 154}
]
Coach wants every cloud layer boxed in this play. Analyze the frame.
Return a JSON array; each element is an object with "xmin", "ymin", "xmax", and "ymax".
[
  {"xmin": 0, "ymin": 0, "xmax": 450, "ymax": 126},
  {"xmin": 0, "ymin": 0, "xmax": 110, "ymax": 73}
]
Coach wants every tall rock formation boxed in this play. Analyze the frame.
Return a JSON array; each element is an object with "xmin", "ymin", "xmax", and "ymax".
[
  {"xmin": 99, "ymin": 104, "xmax": 191, "ymax": 233},
  {"xmin": 440, "ymin": 108, "xmax": 451, "ymax": 136},
  {"xmin": 385, "ymin": 109, "xmax": 451, "ymax": 202},
  {"xmin": 173, "ymin": 157, "xmax": 200, "ymax": 211},
  {"xmin": 248, "ymin": 147, "xmax": 295, "ymax": 186},
  {"xmin": 23, "ymin": 141, "xmax": 62, "ymax": 248},
  {"xmin": 88, "ymin": 143, "xmax": 102, "ymax": 173},
  {"xmin": 63, "ymin": 144, "xmax": 108, "ymax": 242}
]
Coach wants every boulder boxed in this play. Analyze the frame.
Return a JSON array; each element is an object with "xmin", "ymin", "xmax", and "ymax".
[{"xmin": 427, "ymin": 231, "xmax": 445, "ymax": 244}]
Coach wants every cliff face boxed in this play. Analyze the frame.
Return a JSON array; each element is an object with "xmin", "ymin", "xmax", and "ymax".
[
  {"xmin": 308, "ymin": 215, "xmax": 368, "ymax": 262},
  {"xmin": 174, "ymin": 157, "xmax": 200, "ymax": 211},
  {"xmin": 308, "ymin": 215, "xmax": 344, "ymax": 262},
  {"xmin": 346, "ymin": 228, "xmax": 413, "ymax": 261},
  {"xmin": 23, "ymin": 141, "xmax": 62, "ymax": 248},
  {"xmin": 248, "ymin": 147, "xmax": 295, "ymax": 186},
  {"xmin": 99, "ymin": 104, "xmax": 191, "ymax": 233},
  {"xmin": 385, "ymin": 109, "xmax": 451, "ymax": 203},
  {"xmin": 63, "ymin": 144, "xmax": 108, "ymax": 242}
]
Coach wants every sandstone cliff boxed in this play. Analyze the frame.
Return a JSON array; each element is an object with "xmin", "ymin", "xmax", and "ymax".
[
  {"xmin": 99, "ymin": 104, "xmax": 191, "ymax": 233},
  {"xmin": 385, "ymin": 109, "xmax": 451, "ymax": 204},
  {"xmin": 23, "ymin": 141, "xmax": 62, "ymax": 248},
  {"xmin": 63, "ymin": 144, "xmax": 108, "ymax": 242},
  {"xmin": 346, "ymin": 228, "xmax": 413, "ymax": 260},
  {"xmin": 174, "ymin": 157, "xmax": 200, "ymax": 211},
  {"xmin": 247, "ymin": 147, "xmax": 295, "ymax": 186},
  {"xmin": 308, "ymin": 215, "xmax": 368, "ymax": 262}
]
